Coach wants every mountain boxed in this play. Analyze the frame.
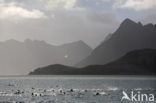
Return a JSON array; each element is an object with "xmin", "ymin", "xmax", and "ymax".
[
  {"xmin": 0, "ymin": 39, "xmax": 92, "ymax": 75},
  {"xmin": 29, "ymin": 64, "xmax": 76, "ymax": 75},
  {"xmin": 77, "ymin": 18, "xmax": 156, "ymax": 67},
  {"xmin": 29, "ymin": 49, "xmax": 156, "ymax": 75}
]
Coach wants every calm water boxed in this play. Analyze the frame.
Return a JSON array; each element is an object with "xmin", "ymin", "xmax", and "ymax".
[{"xmin": 0, "ymin": 75, "xmax": 155, "ymax": 103}]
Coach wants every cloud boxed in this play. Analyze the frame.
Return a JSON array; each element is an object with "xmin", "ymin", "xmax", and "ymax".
[
  {"xmin": 0, "ymin": 0, "xmax": 47, "ymax": 20},
  {"xmin": 0, "ymin": 0, "xmax": 125, "ymax": 48},
  {"xmin": 44, "ymin": 0, "xmax": 85, "ymax": 11},
  {"xmin": 113, "ymin": 0, "xmax": 156, "ymax": 11},
  {"xmin": 101, "ymin": 0, "xmax": 112, "ymax": 2},
  {"xmin": 0, "ymin": 11, "xmax": 119, "ymax": 48}
]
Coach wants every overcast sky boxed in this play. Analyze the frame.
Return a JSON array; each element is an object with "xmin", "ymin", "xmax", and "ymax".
[{"xmin": 0, "ymin": 0, "xmax": 156, "ymax": 48}]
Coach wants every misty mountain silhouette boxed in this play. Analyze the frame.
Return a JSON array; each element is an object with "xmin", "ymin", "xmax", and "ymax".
[
  {"xmin": 77, "ymin": 18, "xmax": 156, "ymax": 67},
  {"xmin": 0, "ymin": 39, "xmax": 92, "ymax": 75},
  {"xmin": 29, "ymin": 49, "xmax": 156, "ymax": 75}
]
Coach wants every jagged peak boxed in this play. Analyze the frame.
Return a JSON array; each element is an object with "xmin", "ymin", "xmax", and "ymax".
[
  {"xmin": 138, "ymin": 22, "xmax": 143, "ymax": 26},
  {"xmin": 24, "ymin": 39, "xmax": 49, "ymax": 45},
  {"xmin": 5, "ymin": 39, "xmax": 21, "ymax": 44},
  {"xmin": 61, "ymin": 40, "xmax": 92, "ymax": 49},
  {"xmin": 76, "ymin": 40, "xmax": 93, "ymax": 50},
  {"xmin": 115, "ymin": 18, "xmax": 144, "ymax": 33},
  {"xmin": 77, "ymin": 40, "xmax": 84, "ymax": 43},
  {"xmin": 120, "ymin": 18, "xmax": 137, "ymax": 27},
  {"xmin": 76, "ymin": 40, "xmax": 87, "ymax": 45},
  {"xmin": 123, "ymin": 18, "xmax": 134, "ymax": 22},
  {"xmin": 24, "ymin": 39, "xmax": 33, "ymax": 43},
  {"xmin": 144, "ymin": 23, "xmax": 155, "ymax": 28}
]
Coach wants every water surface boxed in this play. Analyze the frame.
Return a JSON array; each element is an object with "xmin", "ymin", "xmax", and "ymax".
[{"xmin": 0, "ymin": 75, "xmax": 155, "ymax": 103}]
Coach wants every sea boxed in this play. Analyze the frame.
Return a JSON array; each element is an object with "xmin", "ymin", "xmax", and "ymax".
[{"xmin": 0, "ymin": 75, "xmax": 155, "ymax": 103}]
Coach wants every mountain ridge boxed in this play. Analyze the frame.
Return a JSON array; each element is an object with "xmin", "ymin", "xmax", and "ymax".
[
  {"xmin": 0, "ymin": 39, "xmax": 92, "ymax": 75},
  {"xmin": 76, "ymin": 18, "xmax": 156, "ymax": 67},
  {"xmin": 29, "ymin": 49, "xmax": 156, "ymax": 75}
]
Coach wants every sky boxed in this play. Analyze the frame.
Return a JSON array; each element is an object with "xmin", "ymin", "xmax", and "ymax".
[{"xmin": 0, "ymin": 0, "xmax": 156, "ymax": 48}]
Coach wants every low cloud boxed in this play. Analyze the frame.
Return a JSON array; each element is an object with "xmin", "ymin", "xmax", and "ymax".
[
  {"xmin": 44, "ymin": 0, "xmax": 85, "ymax": 11},
  {"xmin": 113, "ymin": 0, "xmax": 156, "ymax": 11},
  {"xmin": 0, "ymin": 0, "xmax": 47, "ymax": 20}
]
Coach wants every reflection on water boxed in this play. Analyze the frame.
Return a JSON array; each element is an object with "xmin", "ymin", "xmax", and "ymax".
[{"xmin": 0, "ymin": 76, "xmax": 155, "ymax": 103}]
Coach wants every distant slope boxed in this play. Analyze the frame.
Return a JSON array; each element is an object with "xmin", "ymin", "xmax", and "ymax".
[
  {"xmin": 77, "ymin": 18, "xmax": 156, "ymax": 67},
  {"xmin": 29, "ymin": 49, "xmax": 156, "ymax": 75},
  {"xmin": 0, "ymin": 39, "xmax": 92, "ymax": 75},
  {"xmin": 29, "ymin": 64, "xmax": 76, "ymax": 75}
]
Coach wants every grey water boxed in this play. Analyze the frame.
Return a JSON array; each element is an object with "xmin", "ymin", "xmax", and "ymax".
[{"xmin": 0, "ymin": 75, "xmax": 156, "ymax": 103}]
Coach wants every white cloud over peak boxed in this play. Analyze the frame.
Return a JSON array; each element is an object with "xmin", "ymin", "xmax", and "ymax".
[
  {"xmin": 0, "ymin": 0, "xmax": 47, "ymax": 20},
  {"xmin": 113, "ymin": 0, "xmax": 156, "ymax": 11}
]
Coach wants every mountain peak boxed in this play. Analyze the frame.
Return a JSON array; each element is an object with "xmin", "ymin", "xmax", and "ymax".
[
  {"xmin": 77, "ymin": 40, "xmax": 84, "ymax": 43},
  {"xmin": 77, "ymin": 18, "xmax": 156, "ymax": 68},
  {"xmin": 61, "ymin": 40, "xmax": 92, "ymax": 50},
  {"xmin": 144, "ymin": 23, "xmax": 154, "ymax": 28},
  {"xmin": 116, "ymin": 18, "xmax": 141, "ymax": 33},
  {"xmin": 77, "ymin": 40, "xmax": 93, "ymax": 50},
  {"xmin": 73, "ymin": 40, "xmax": 84, "ymax": 44},
  {"xmin": 76, "ymin": 40, "xmax": 88, "ymax": 46},
  {"xmin": 5, "ymin": 39, "xmax": 21, "ymax": 44},
  {"xmin": 124, "ymin": 18, "xmax": 133, "ymax": 22},
  {"xmin": 120, "ymin": 18, "xmax": 137, "ymax": 26}
]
